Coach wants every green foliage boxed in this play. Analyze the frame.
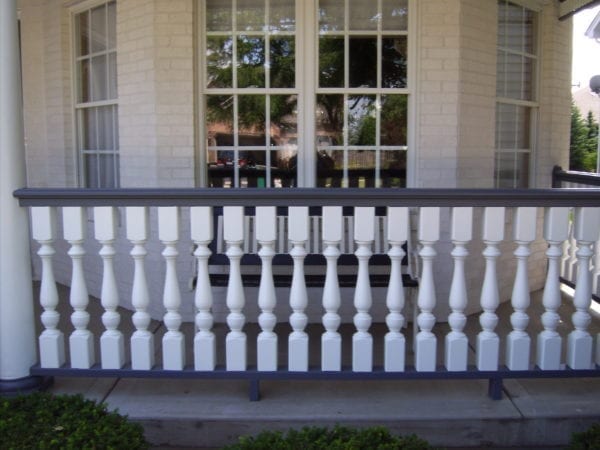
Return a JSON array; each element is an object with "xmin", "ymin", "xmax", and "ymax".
[
  {"xmin": 570, "ymin": 101, "xmax": 599, "ymax": 172},
  {"xmin": 223, "ymin": 425, "xmax": 435, "ymax": 450},
  {"xmin": 0, "ymin": 392, "xmax": 148, "ymax": 450},
  {"xmin": 567, "ymin": 423, "xmax": 600, "ymax": 450}
]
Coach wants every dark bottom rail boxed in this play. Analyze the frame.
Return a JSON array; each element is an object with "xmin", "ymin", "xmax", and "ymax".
[{"xmin": 30, "ymin": 365, "xmax": 600, "ymax": 402}]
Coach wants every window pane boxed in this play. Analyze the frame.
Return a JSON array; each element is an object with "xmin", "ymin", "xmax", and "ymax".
[
  {"xmin": 382, "ymin": 37, "xmax": 407, "ymax": 88},
  {"xmin": 380, "ymin": 95, "xmax": 407, "ymax": 146},
  {"xmin": 349, "ymin": 1, "xmax": 378, "ymax": 31},
  {"xmin": 207, "ymin": 95, "xmax": 234, "ymax": 143},
  {"xmin": 516, "ymin": 152, "xmax": 530, "ymax": 188},
  {"xmin": 207, "ymin": 37, "xmax": 233, "ymax": 88},
  {"xmin": 82, "ymin": 108, "xmax": 97, "ymax": 150},
  {"xmin": 239, "ymin": 150, "xmax": 266, "ymax": 187},
  {"xmin": 349, "ymin": 38, "xmax": 376, "ymax": 88},
  {"xmin": 496, "ymin": 103, "xmax": 530, "ymax": 149},
  {"xmin": 84, "ymin": 154, "xmax": 99, "ymax": 188},
  {"xmin": 91, "ymin": 54, "xmax": 108, "ymax": 101},
  {"xmin": 97, "ymin": 106, "xmax": 114, "ymax": 150},
  {"xmin": 108, "ymin": 52, "xmax": 117, "ymax": 98},
  {"xmin": 90, "ymin": 4, "xmax": 107, "ymax": 53},
  {"xmin": 348, "ymin": 95, "xmax": 376, "ymax": 146},
  {"xmin": 237, "ymin": 0, "xmax": 265, "ymax": 31},
  {"xmin": 206, "ymin": 0, "xmax": 232, "ymax": 31},
  {"xmin": 271, "ymin": 149, "xmax": 297, "ymax": 187},
  {"xmin": 99, "ymin": 154, "xmax": 118, "ymax": 188},
  {"xmin": 523, "ymin": 9, "xmax": 536, "ymax": 54},
  {"xmin": 381, "ymin": 150, "xmax": 406, "ymax": 187},
  {"xmin": 78, "ymin": 59, "xmax": 90, "ymax": 103},
  {"xmin": 76, "ymin": 12, "xmax": 89, "ymax": 56},
  {"xmin": 208, "ymin": 149, "xmax": 234, "ymax": 187},
  {"xmin": 496, "ymin": 152, "xmax": 515, "ymax": 188},
  {"xmin": 269, "ymin": 0, "xmax": 295, "ymax": 31},
  {"xmin": 317, "ymin": 150, "xmax": 343, "ymax": 187},
  {"xmin": 271, "ymin": 95, "xmax": 297, "ymax": 144},
  {"xmin": 382, "ymin": 0, "xmax": 408, "ymax": 31},
  {"xmin": 319, "ymin": 37, "xmax": 344, "ymax": 88},
  {"xmin": 270, "ymin": 37, "xmax": 295, "ymax": 88},
  {"xmin": 107, "ymin": 1, "xmax": 116, "ymax": 49},
  {"xmin": 319, "ymin": 0, "xmax": 344, "ymax": 32},
  {"xmin": 237, "ymin": 36, "xmax": 265, "ymax": 88},
  {"xmin": 238, "ymin": 95, "xmax": 266, "ymax": 145},
  {"xmin": 348, "ymin": 150, "xmax": 376, "ymax": 187},
  {"xmin": 316, "ymin": 95, "xmax": 343, "ymax": 147}
]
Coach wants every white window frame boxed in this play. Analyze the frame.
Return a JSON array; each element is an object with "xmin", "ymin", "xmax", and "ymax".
[
  {"xmin": 70, "ymin": 0, "xmax": 119, "ymax": 188},
  {"xmin": 494, "ymin": 0, "xmax": 539, "ymax": 188},
  {"xmin": 198, "ymin": 0, "xmax": 415, "ymax": 188}
]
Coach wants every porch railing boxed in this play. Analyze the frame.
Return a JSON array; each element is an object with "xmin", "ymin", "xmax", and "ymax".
[{"xmin": 13, "ymin": 187, "xmax": 600, "ymax": 400}]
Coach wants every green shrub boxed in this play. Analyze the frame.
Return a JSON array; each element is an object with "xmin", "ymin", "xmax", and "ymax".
[
  {"xmin": 567, "ymin": 423, "xmax": 600, "ymax": 450},
  {"xmin": 0, "ymin": 392, "xmax": 148, "ymax": 450},
  {"xmin": 223, "ymin": 425, "xmax": 435, "ymax": 450}
]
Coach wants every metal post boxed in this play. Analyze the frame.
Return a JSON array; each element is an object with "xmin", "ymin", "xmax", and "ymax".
[{"xmin": 0, "ymin": 0, "xmax": 40, "ymax": 394}]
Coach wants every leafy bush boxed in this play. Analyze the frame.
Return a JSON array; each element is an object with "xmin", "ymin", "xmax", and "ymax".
[
  {"xmin": 0, "ymin": 392, "xmax": 148, "ymax": 450},
  {"xmin": 223, "ymin": 425, "xmax": 434, "ymax": 450},
  {"xmin": 567, "ymin": 423, "xmax": 600, "ymax": 450}
]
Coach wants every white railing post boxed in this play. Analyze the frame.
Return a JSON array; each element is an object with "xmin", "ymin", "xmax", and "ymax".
[
  {"xmin": 353, "ymin": 207, "xmax": 375, "ymax": 372},
  {"xmin": 224, "ymin": 206, "xmax": 246, "ymax": 371},
  {"xmin": 0, "ymin": 0, "xmax": 38, "ymax": 388},
  {"xmin": 191, "ymin": 207, "xmax": 215, "ymax": 371},
  {"xmin": 63, "ymin": 207, "xmax": 94, "ymax": 369},
  {"xmin": 95, "ymin": 207, "xmax": 125, "ymax": 369},
  {"xmin": 256, "ymin": 206, "xmax": 278, "ymax": 371},
  {"xmin": 321, "ymin": 206, "xmax": 343, "ymax": 371},
  {"xmin": 415, "ymin": 207, "xmax": 440, "ymax": 372},
  {"xmin": 537, "ymin": 207, "xmax": 569, "ymax": 370},
  {"xmin": 159, "ymin": 207, "xmax": 185, "ymax": 370},
  {"xmin": 32, "ymin": 207, "xmax": 65, "ymax": 368},
  {"xmin": 445, "ymin": 207, "xmax": 472, "ymax": 372},
  {"xmin": 288, "ymin": 206, "xmax": 309, "ymax": 372},
  {"xmin": 384, "ymin": 207, "xmax": 408, "ymax": 372},
  {"xmin": 127, "ymin": 207, "xmax": 154, "ymax": 370},
  {"xmin": 506, "ymin": 207, "xmax": 536, "ymax": 371},
  {"xmin": 477, "ymin": 207, "xmax": 504, "ymax": 371},
  {"xmin": 567, "ymin": 207, "xmax": 600, "ymax": 369}
]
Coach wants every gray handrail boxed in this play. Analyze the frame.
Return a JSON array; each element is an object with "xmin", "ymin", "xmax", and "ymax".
[{"xmin": 552, "ymin": 165, "xmax": 600, "ymax": 188}]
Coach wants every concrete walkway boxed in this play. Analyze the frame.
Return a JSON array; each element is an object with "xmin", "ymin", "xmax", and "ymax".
[{"xmin": 40, "ymin": 285, "xmax": 600, "ymax": 449}]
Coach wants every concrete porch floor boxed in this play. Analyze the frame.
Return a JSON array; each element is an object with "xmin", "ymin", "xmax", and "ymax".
[{"xmin": 35, "ymin": 284, "xmax": 600, "ymax": 449}]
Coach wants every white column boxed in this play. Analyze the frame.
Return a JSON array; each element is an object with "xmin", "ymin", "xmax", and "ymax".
[
  {"xmin": 445, "ymin": 207, "xmax": 472, "ymax": 372},
  {"xmin": 95, "ymin": 207, "xmax": 124, "ymax": 369},
  {"xmin": 353, "ymin": 207, "xmax": 375, "ymax": 372},
  {"xmin": 127, "ymin": 207, "xmax": 154, "ymax": 370},
  {"xmin": 64, "ymin": 207, "xmax": 94, "ymax": 369},
  {"xmin": 288, "ymin": 207, "xmax": 309, "ymax": 372},
  {"xmin": 32, "ymin": 207, "xmax": 65, "ymax": 368},
  {"xmin": 256, "ymin": 207, "xmax": 278, "ymax": 371},
  {"xmin": 321, "ymin": 206, "xmax": 343, "ymax": 371},
  {"xmin": 191, "ymin": 207, "xmax": 216, "ymax": 371},
  {"xmin": 567, "ymin": 207, "xmax": 600, "ymax": 369},
  {"xmin": 159, "ymin": 207, "xmax": 185, "ymax": 370},
  {"xmin": 415, "ymin": 207, "xmax": 440, "ymax": 372},
  {"xmin": 224, "ymin": 206, "xmax": 246, "ymax": 371},
  {"xmin": 0, "ymin": 0, "xmax": 38, "ymax": 385},
  {"xmin": 537, "ymin": 207, "xmax": 569, "ymax": 370},
  {"xmin": 384, "ymin": 207, "xmax": 408, "ymax": 372},
  {"xmin": 506, "ymin": 207, "xmax": 536, "ymax": 371},
  {"xmin": 477, "ymin": 207, "xmax": 504, "ymax": 371}
]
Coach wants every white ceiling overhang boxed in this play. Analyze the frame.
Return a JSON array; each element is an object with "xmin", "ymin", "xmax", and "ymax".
[{"xmin": 559, "ymin": 0, "xmax": 600, "ymax": 20}]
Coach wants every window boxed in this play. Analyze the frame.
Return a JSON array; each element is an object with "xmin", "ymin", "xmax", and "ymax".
[
  {"xmin": 201, "ymin": 0, "xmax": 410, "ymax": 188},
  {"xmin": 73, "ymin": 1, "xmax": 119, "ymax": 188},
  {"xmin": 495, "ymin": 0, "xmax": 538, "ymax": 188}
]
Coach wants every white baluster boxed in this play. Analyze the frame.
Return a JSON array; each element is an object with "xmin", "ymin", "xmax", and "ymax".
[
  {"xmin": 567, "ymin": 207, "xmax": 600, "ymax": 369},
  {"xmin": 288, "ymin": 207, "xmax": 309, "ymax": 372},
  {"xmin": 322, "ymin": 206, "xmax": 343, "ymax": 371},
  {"xmin": 384, "ymin": 207, "xmax": 408, "ymax": 372},
  {"xmin": 32, "ymin": 207, "xmax": 65, "ymax": 368},
  {"xmin": 224, "ymin": 206, "xmax": 246, "ymax": 371},
  {"xmin": 445, "ymin": 207, "xmax": 472, "ymax": 372},
  {"xmin": 191, "ymin": 207, "xmax": 215, "ymax": 371},
  {"xmin": 95, "ymin": 207, "xmax": 124, "ymax": 369},
  {"xmin": 63, "ymin": 207, "xmax": 94, "ymax": 369},
  {"xmin": 477, "ymin": 207, "xmax": 505, "ymax": 371},
  {"xmin": 353, "ymin": 207, "xmax": 375, "ymax": 372},
  {"xmin": 415, "ymin": 207, "xmax": 440, "ymax": 372},
  {"xmin": 256, "ymin": 207, "xmax": 277, "ymax": 371},
  {"xmin": 126, "ymin": 207, "xmax": 154, "ymax": 370},
  {"xmin": 593, "ymin": 239, "xmax": 600, "ymax": 296},
  {"xmin": 566, "ymin": 223, "xmax": 578, "ymax": 282},
  {"xmin": 159, "ymin": 207, "xmax": 184, "ymax": 370},
  {"xmin": 506, "ymin": 207, "xmax": 536, "ymax": 370},
  {"xmin": 537, "ymin": 207, "xmax": 569, "ymax": 370}
]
